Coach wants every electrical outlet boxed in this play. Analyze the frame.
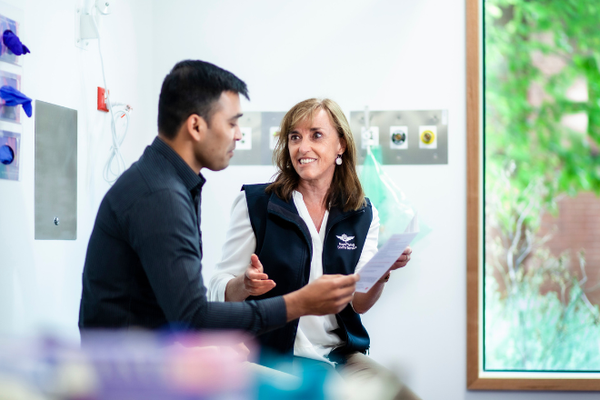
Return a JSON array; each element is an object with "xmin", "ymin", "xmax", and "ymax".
[{"xmin": 97, "ymin": 87, "xmax": 109, "ymax": 112}]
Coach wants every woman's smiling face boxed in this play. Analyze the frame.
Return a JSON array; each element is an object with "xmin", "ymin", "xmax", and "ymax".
[{"xmin": 288, "ymin": 108, "xmax": 345, "ymax": 187}]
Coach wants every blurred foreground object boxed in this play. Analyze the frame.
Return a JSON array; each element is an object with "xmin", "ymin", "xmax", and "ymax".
[
  {"xmin": 0, "ymin": 332, "xmax": 339, "ymax": 400},
  {"xmin": 0, "ymin": 331, "xmax": 255, "ymax": 400}
]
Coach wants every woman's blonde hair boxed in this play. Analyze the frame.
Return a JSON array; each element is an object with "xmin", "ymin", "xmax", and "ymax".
[{"xmin": 267, "ymin": 98, "xmax": 365, "ymax": 212}]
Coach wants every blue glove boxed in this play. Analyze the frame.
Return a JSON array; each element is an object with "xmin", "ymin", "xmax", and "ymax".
[
  {"xmin": 2, "ymin": 30, "xmax": 30, "ymax": 56},
  {"xmin": 0, "ymin": 144, "xmax": 14, "ymax": 165},
  {"xmin": 0, "ymin": 86, "xmax": 32, "ymax": 117}
]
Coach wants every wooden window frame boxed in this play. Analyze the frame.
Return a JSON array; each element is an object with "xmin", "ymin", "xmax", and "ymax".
[{"xmin": 465, "ymin": 0, "xmax": 600, "ymax": 391}]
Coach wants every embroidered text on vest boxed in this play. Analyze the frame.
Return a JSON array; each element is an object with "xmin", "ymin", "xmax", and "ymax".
[{"xmin": 337, "ymin": 234, "xmax": 357, "ymax": 250}]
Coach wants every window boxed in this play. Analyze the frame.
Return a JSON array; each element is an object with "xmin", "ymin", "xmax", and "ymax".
[{"xmin": 467, "ymin": 0, "xmax": 600, "ymax": 390}]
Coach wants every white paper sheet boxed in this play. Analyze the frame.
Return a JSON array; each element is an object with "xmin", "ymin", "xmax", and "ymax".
[{"xmin": 355, "ymin": 213, "xmax": 419, "ymax": 293}]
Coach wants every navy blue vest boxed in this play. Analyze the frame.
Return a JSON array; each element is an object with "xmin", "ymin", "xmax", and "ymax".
[{"xmin": 243, "ymin": 183, "xmax": 372, "ymax": 363}]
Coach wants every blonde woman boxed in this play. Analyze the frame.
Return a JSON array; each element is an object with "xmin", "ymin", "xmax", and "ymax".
[{"xmin": 209, "ymin": 98, "xmax": 418, "ymax": 400}]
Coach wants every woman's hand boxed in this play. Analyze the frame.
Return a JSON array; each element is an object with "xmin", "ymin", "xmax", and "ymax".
[
  {"xmin": 389, "ymin": 246, "xmax": 412, "ymax": 271},
  {"xmin": 225, "ymin": 254, "xmax": 276, "ymax": 301},
  {"xmin": 243, "ymin": 254, "xmax": 276, "ymax": 297},
  {"xmin": 353, "ymin": 247, "xmax": 413, "ymax": 314}
]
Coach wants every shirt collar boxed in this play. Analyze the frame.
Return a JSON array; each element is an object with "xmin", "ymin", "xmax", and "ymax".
[{"xmin": 150, "ymin": 136, "xmax": 205, "ymax": 192}]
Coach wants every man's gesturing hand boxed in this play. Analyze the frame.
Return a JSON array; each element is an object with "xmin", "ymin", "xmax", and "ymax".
[
  {"xmin": 243, "ymin": 254, "xmax": 276, "ymax": 297},
  {"xmin": 283, "ymin": 274, "xmax": 359, "ymax": 322}
]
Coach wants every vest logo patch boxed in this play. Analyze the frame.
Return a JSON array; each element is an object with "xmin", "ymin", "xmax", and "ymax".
[{"xmin": 336, "ymin": 234, "xmax": 357, "ymax": 250}]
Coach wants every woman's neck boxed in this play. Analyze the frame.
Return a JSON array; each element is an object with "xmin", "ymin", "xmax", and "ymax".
[{"xmin": 296, "ymin": 179, "xmax": 329, "ymax": 209}]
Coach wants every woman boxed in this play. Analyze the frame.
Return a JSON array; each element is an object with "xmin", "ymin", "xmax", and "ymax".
[{"xmin": 209, "ymin": 98, "xmax": 418, "ymax": 399}]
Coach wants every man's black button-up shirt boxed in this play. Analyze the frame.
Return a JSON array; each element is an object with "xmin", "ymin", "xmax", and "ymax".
[{"xmin": 79, "ymin": 137, "xmax": 286, "ymax": 334}]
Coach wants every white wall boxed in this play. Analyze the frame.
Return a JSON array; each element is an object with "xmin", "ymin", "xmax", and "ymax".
[
  {"xmin": 1, "ymin": 0, "xmax": 597, "ymax": 398},
  {"xmin": 0, "ymin": 0, "xmax": 155, "ymax": 340},
  {"xmin": 151, "ymin": 1, "xmax": 599, "ymax": 399}
]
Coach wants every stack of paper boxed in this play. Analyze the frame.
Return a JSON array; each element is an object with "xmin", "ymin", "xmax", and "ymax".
[{"xmin": 355, "ymin": 213, "xmax": 419, "ymax": 293}]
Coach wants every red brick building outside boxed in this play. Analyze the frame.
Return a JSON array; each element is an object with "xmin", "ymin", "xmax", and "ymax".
[{"xmin": 539, "ymin": 192, "xmax": 600, "ymax": 307}]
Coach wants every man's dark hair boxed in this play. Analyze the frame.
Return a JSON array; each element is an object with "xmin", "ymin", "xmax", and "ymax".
[{"xmin": 158, "ymin": 60, "xmax": 249, "ymax": 139}]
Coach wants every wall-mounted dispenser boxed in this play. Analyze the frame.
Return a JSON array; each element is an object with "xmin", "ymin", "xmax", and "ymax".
[{"xmin": 0, "ymin": 130, "xmax": 20, "ymax": 181}]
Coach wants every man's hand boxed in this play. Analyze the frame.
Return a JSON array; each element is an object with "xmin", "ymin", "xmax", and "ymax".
[{"xmin": 283, "ymin": 274, "xmax": 359, "ymax": 322}]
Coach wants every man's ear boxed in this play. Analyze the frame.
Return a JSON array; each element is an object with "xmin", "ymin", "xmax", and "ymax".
[{"xmin": 186, "ymin": 114, "xmax": 208, "ymax": 142}]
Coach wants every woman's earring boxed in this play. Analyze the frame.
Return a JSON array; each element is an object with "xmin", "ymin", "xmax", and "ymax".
[{"xmin": 336, "ymin": 154, "xmax": 342, "ymax": 166}]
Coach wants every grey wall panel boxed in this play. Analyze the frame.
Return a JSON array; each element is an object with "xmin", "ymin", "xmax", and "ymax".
[
  {"xmin": 34, "ymin": 100, "xmax": 77, "ymax": 240},
  {"xmin": 260, "ymin": 112, "xmax": 285, "ymax": 165},
  {"xmin": 350, "ymin": 110, "xmax": 448, "ymax": 165},
  {"xmin": 228, "ymin": 112, "xmax": 262, "ymax": 165},
  {"xmin": 228, "ymin": 111, "xmax": 285, "ymax": 166}
]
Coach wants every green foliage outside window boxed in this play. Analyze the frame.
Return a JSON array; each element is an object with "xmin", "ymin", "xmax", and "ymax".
[{"xmin": 485, "ymin": 0, "xmax": 600, "ymax": 370}]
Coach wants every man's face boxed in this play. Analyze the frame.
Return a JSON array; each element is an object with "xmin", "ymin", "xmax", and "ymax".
[{"xmin": 196, "ymin": 91, "xmax": 242, "ymax": 171}]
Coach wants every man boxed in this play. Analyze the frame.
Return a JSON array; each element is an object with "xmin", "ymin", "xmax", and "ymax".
[{"xmin": 78, "ymin": 60, "xmax": 359, "ymax": 336}]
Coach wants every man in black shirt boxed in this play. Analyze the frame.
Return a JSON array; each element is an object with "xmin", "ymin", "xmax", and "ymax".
[{"xmin": 78, "ymin": 60, "xmax": 358, "ymax": 336}]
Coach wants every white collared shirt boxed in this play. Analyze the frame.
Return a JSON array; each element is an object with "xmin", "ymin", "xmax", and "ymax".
[{"xmin": 208, "ymin": 190, "xmax": 379, "ymax": 364}]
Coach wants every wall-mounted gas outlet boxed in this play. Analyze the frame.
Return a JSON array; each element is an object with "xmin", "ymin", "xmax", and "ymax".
[
  {"xmin": 418, "ymin": 125, "xmax": 437, "ymax": 149},
  {"xmin": 390, "ymin": 126, "xmax": 408, "ymax": 149},
  {"xmin": 350, "ymin": 110, "xmax": 448, "ymax": 165},
  {"xmin": 237, "ymin": 127, "xmax": 252, "ymax": 150},
  {"xmin": 361, "ymin": 126, "xmax": 379, "ymax": 149}
]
